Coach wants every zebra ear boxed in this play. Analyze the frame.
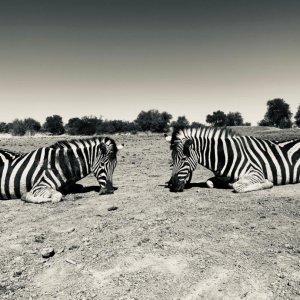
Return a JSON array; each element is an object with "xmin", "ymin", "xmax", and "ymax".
[
  {"xmin": 100, "ymin": 142, "xmax": 107, "ymax": 155},
  {"xmin": 117, "ymin": 144, "xmax": 124, "ymax": 150},
  {"xmin": 165, "ymin": 134, "xmax": 172, "ymax": 142},
  {"xmin": 183, "ymin": 139, "xmax": 193, "ymax": 156}
]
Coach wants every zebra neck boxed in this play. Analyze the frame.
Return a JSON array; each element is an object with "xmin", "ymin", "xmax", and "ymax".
[
  {"xmin": 196, "ymin": 128, "xmax": 227, "ymax": 173},
  {"xmin": 59, "ymin": 139, "xmax": 98, "ymax": 180}
]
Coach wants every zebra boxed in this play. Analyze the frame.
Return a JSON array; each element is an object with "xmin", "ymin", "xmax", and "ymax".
[
  {"xmin": 165, "ymin": 126, "xmax": 300, "ymax": 193},
  {"xmin": 0, "ymin": 148, "xmax": 22, "ymax": 164},
  {"xmin": 0, "ymin": 137, "xmax": 123, "ymax": 203}
]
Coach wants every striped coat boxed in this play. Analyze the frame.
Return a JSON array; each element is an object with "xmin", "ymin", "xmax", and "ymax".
[
  {"xmin": 0, "ymin": 137, "xmax": 123, "ymax": 203},
  {"xmin": 166, "ymin": 126, "xmax": 300, "ymax": 192}
]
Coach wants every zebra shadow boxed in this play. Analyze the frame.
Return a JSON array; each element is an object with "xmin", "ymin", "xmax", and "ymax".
[
  {"xmin": 60, "ymin": 184, "xmax": 118, "ymax": 199},
  {"xmin": 162, "ymin": 182, "xmax": 208, "ymax": 189},
  {"xmin": 162, "ymin": 182, "xmax": 231, "ymax": 190},
  {"xmin": 186, "ymin": 182, "xmax": 233, "ymax": 190}
]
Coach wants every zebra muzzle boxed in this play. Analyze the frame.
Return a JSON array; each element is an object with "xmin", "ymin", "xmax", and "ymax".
[
  {"xmin": 99, "ymin": 181, "xmax": 114, "ymax": 195},
  {"xmin": 169, "ymin": 176, "xmax": 185, "ymax": 192}
]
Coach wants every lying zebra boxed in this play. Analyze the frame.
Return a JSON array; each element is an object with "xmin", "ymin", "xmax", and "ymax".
[
  {"xmin": 166, "ymin": 126, "xmax": 300, "ymax": 193},
  {"xmin": 0, "ymin": 137, "xmax": 123, "ymax": 203}
]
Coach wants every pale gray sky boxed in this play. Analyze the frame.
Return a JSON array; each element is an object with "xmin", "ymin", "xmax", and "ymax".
[{"xmin": 0, "ymin": 0, "xmax": 299, "ymax": 125}]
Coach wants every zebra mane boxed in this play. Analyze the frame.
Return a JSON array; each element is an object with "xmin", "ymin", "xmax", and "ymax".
[
  {"xmin": 49, "ymin": 137, "xmax": 117, "ymax": 151},
  {"xmin": 170, "ymin": 125, "xmax": 238, "ymax": 145},
  {"xmin": 0, "ymin": 148, "xmax": 23, "ymax": 157}
]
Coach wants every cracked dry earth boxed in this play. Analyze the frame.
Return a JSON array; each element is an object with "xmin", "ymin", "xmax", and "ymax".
[{"xmin": 0, "ymin": 130, "xmax": 299, "ymax": 300}]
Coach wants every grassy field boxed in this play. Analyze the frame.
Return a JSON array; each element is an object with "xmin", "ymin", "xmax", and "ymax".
[{"xmin": 0, "ymin": 127, "xmax": 299, "ymax": 300}]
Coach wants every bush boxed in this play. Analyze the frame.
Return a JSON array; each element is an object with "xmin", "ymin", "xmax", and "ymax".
[
  {"xmin": 226, "ymin": 112, "xmax": 243, "ymax": 126},
  {"xmin": 206, "ymin": 110, "xmax": 227, "ymax": 127},
  {"xmin": 10, "ymin": 119, "xmax": 26, "ymax": 136},
  {"xmin": 65, "ymin": 118, "xmax": 82, "ymax": 135},
  {"xmin": 8, "ymin": 118, "xmax": 41, "ymax": 136},
  {"xmin": 259, "ymin": 98, "xmax": 292, "ymax": 128},
  {"xmin": 0, "ymin": 122, "xmax": 9, "ymax": 133},
  {"xmin": 294, "ymin": 105, "xmax": 300, "ymax": 127},
  {"xmin": 190, "ymin": 121, "xmax": 203, "ymax": 128},
  {"xmin": 96, "ymin": 120, "xmax": 139, "ymax": 134},
  {"xmin": 171, "ymin": 116, "xmax": 190, "ymax": 131},
  {"xmin": 65, "ymin": 116, "xmax": 100, "ymax": 135},
  {"xmin": 43, "ymin": 115, "xmax": 65, "ymax": 135},
  {"xmin": 24, "ymin": 118, "xmax": 41, "ymax": 134},
  {"xmin": 135, "ymin": 110, "xmax": 172, "ymax": 132}
]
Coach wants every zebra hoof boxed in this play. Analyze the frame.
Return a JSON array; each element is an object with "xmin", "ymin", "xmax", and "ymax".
[
  {"xmin": 21, "ymin": 192, "xmax": 29, "ymax": 201},
  {"xmin": 232, "ymin": 182, "xmax": 245, "ymax": 193},
  {"xmin": 51, "ymin": 192, "xmax": 63, "ymax": 203},
  {"xmin": 206, "ymin": 180, "xmax": 214, "ymax": 188}
]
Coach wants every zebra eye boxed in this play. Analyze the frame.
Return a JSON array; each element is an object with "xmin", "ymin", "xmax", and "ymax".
[{"xmin": 100, "ymin": 162, "xmax": 104, "ymax": 167}]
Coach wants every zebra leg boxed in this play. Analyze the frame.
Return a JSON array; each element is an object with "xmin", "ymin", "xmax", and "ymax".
[
  {"xmin": 22, "ymin": 168, "xmax": 65, "ymax": 203},
  {"xmin": 21, "ymin": 187, "xmax": 63, "ymax": 203},
  {"xmin": 206, "ymin": 176, "xmax": 232, "ymax": 189},
  {"xmin": 232, "ymin": 175, "xmax": 273, "ymax": 193}
]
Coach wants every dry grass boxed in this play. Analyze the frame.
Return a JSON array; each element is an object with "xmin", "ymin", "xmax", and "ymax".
[{"xmin": 0, "ymin": 127, "xmax": 299, "ymax": 299}]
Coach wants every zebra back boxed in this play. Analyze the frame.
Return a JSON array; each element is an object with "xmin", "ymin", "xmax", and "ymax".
[
  {"xmin": 169, "ymin": 126, "xmax": 300, "ymax": 185},
  {"xmin": 0, "ymin": 136, "xmax": 119, "ymax": 199}
]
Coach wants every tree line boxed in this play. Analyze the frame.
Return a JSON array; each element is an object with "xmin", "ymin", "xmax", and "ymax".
[{"xmin": 0, "ymin": 98, "xmax": 299, "ymax": 136}]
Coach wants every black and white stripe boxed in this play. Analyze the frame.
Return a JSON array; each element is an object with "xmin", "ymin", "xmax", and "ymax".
[
  {"xmin": 0, "ymin": 137, "xmax": 123, "ymax": 202},
  {"xmin": 166, "ymin": 126, "xmax": 300, "ymax": 192}
]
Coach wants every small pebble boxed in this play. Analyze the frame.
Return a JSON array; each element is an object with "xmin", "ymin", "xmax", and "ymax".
[
  {"xmin": 41, "ymin": 248, "xmax": 55, "ymax": 258},
  {"xmin": 108, "ymin": 206, "xmax": 118, "ymax": 211},
  {"xmin": 285, "ymin": 244, "xmax": 293, "ymax": 249},
  {"xmin": 34, "ymin": 234, "xmax": 46, "ymax": 243},
  {"xmin": 67, "ymin": 227, "xmax": 75, "ymax": 233},
  {"xmin": 66, "ymin": 259, "xmax": 77, "ymax": 265}
]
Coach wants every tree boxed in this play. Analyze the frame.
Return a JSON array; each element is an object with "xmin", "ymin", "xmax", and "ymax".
[
  {"xmin": 79, "ymin": 116, "xmax": 99, "ymax": 135},
  {"xmin": 206, "ymin": 110, "xmax": 227, "ymax": 127},
  {"xmin": 23, "ymin": 118, "xmax": 41, "ymax": 134},
  {"xmin": 10, "ymin": 119, "xmax": 26, "ymax": 136},
  {"xmin": 259, "ymin": 98, "xmax": 292, "ymax": 128},
  {"xmin": 135, "ymin": 110, "xmax": 172, "ymax": 132},
  {"xmin": 258, "ymin": 119, "xmax": 271, "ymax": 126},
  {"xmin": 65, "ymin": 116, "xmax": 100, "ymax": 135},
  {"xmin": 0, "ymin": 122, "xmax": 9, "ymax": 133},
  {"xmin": 294, "ymin": 105, "xmax": 300, "ymax": 127},
  {"xmin": 65, "ymin": 117, "xmax": 82, "ymax": 135},
  {"xmin": 226, "ymin": 112, "xmax": 243, "ymax": 126},
  {"xmin": 191, "ymin": 121, "xmax": 203, "ymax": 128},
  {"xmin": 43, "ymin": 115, "xmax": 65, "ymax": 135},
  {"xmin": 97, "ymin": 120, "xmax": 117, "ymax": 134},
  {"xmin": 171, "ymin": 116, "xmax": 190, "ymax": 131}
]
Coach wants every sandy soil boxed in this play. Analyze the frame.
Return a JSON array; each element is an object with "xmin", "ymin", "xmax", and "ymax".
[{"xmin": 0, "ymin": 131, "xmax": 299, "ymax": 300}]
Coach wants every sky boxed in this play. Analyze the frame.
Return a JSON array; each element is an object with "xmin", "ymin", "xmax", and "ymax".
[{"xmin": 0, "ymin": 0, "xmax": 299, "ymax": 125}]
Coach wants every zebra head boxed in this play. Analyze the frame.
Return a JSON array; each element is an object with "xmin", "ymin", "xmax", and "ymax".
[
  {"xmin": 166, "ymin": 135, "xmax": 198, "ymax": 192},
  {"xmin": 92, "ymin": 138, "xmax": 123, "ymax": 195}
]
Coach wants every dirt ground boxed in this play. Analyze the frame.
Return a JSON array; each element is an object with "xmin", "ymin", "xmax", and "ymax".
[{"xmin": 0, "ymin": 129, "xmax": 299, "ymax": 300}]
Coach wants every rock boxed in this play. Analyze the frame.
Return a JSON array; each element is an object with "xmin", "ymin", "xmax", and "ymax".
[
  {"xmin": 57, "ymin": 247, "xmax": 65, "ymax": 254},
  {"xmin": 277, "ymin": 273, "xmax": 285, "ymax": 279},
  {"xmin": 108, "ymin": 206, "xmax": 118, "ymax": 211},
  {"xmin": 142, "ymin": 237, "xmax": 150, "ymax": 243},
  {"xmin": 34, "ymin": 234, "xmax": 46, "ymax": 243},
  {"xmin": 67, "ymin": 227, "xmax": 75, "ymax": 233},
  {"xmin": 41, "ymin": 248, "xmax": 55, "ymax": 258},
  {"xmin": 285, "ymin": 244, "xmax": 293, "ymax": 249},
  {"xmin": 65, "ymin": 259, "xmax": 76, "ymax": 265},
  {"xmin": 13, "ymin": 270, "xmax": 22, "ymax": 277},
  {"xmin": 68, "ymin": 245, "xmax": 79, "ymax": 250}
]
